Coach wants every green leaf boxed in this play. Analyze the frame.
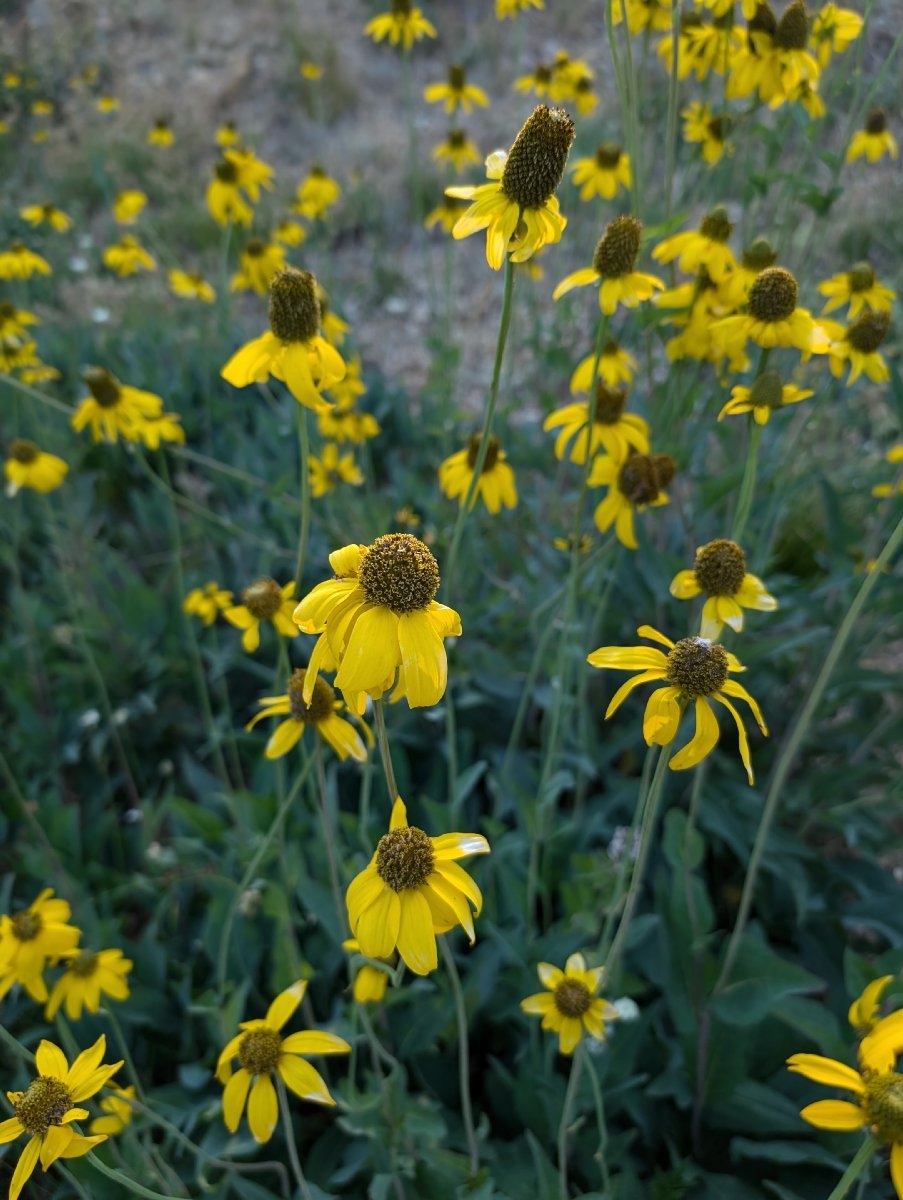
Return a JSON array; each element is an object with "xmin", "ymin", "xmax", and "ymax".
[{"xmin": 711, "ymin": 929, "xmax": 824, "ymax": 1026}]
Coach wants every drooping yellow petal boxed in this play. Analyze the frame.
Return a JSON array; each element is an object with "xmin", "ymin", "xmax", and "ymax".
[
  {"xmin": 39, "ymin": 1123, "xmax": 73, "ymax": 1170},
  {"xmin": 604, "ymin": 669, "xmax": 667, "ymax": 719},
  {"xmin": 670, "ymin": 570, "xmax": 701, "ymax": 600},
  {"xmin": 799, "ymin": 1099, "xmax": 865, "ymax": 1131},
  {"xmin": 786, "ymin": 1053, "xmax": 865, "ymax": 1094},
  {"xmin": 520, "ymin": 992, "xmax": 556, "ymax": 1015},
  {"xmin": 890, "ymin": 1141, "xmax": 903, "ymax": 1200},
  {"xmin": 553, "ymin": 266, "xmax": 600, "ymax": 301},
  {"xmin": 670, "ymin": 697, "xmax": 719, "ymax": 771},
  {"xmin": 587, "ymin": 647, "xmax": 668, "ymax": 671},
  {"xmin": 9, "ymin": 1135, "xmax": 40, "ymax": 1200},
  {"xmin": 861, "ymin": 1009, "xmax": 903, "ymax": 1072},
  {"xmin": 558, "ymin": 1016, "xmax": 583, "ymax": 1056},
  {"xmin": 265, "ymin": 718, "xmax": 305, "ymax": 759},
  {"xmin": 396, "ymin": 890, "xmax": 438, "ymax": 976},
  {"xmin": 334, "ymin": 604, "xmax": 400, "ymax": 694},
  {"xmin": 222, "ymin": 1068, "xmax": 252, "ymax": 1131},
  {"xmin": 356, "ymin": 888, "xmax": 402, "ymax": 959},
  {"xmin": 397, "ymin": 610, "xmax": 446, "ymax": 707},
  {"xmin": 434, "ymin": 859, "xmax": 484, "ymax": 916},
  {"xmin": 278, "ymin": 1055, "xmax": 334, "ymax": 1105},
  {"xmin": 643, "ymin": 686, "xmax": 682, "ymax": 745},
  {"xmin": 346, "ymin": 865, "xmax": 384, "ymax": 927}
]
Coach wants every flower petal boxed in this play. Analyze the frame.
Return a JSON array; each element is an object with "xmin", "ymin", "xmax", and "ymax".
[
  {"xmin": 670, "ymin": 697, "xmax": 720, "ymax": 772},
  {"xmin": 247, "ymin": 1073, "xmax": 278, "ymax": 1144},
  {"xmin": 266, "ymin": 980, "xmax": 307, "ymax": 1031},
  {"xmin": 279, "ymin": 1031, "xmax": 350, "ymax": 1056},
  {"xmin": 222, "ymin": 1068, "xmax": 252, "ymax": 1132},
  {"xmin": 643, "ymin": 687, "xmax": 682, "ymax": 745},
  {"xmin": 785, "ymin": 1053, "xmax": 865, "ymax": 1094},
  {"xmin": 356, "ymin": 889, "xmax": 401, "ymax": 959},
  {"xmin": 36, "ymin": 1040, "xmax": 69, "ymax": 1079},
  {"xmin": 10, "ymin": 1135, "xmax": 40, "ymax": 1200},
  {"xmin": 278, "ymin": 1055, "xmax": 334, "ymax": 1105},
  {"xmin": 799, "ymin": 1100, "xmax": 865, "ymax": 1131},
  {"xmin": 396, "ymin": 890, "xmax": 438, "ymax": 976}
]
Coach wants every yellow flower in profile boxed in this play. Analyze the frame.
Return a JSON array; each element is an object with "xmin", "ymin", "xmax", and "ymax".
[
  {"xmin": 169, "ymin": 268, "xmax": 216, "ymax": 303},
  {"xmin": 570, "ymin": 340, "xmax": 638, "ymax": 392},
  {"xmin": 587, "ymin": 625, "xmax": 767, "ymax": 784},
  {"xmin": 317, "ymin": 285, "xmax": 350, "ymax": 347},
  {"xmin": 589, "ymin": 453, "xmax": 675, "ymax": 549},
  {"xmin": 447, "ymin": 105, "xmax": 575, "ymax": 270},
  {"xmin": 555, "ymin": 215, "xmax": 664, "ymax": 316},
  {"xmin": 216, "ymin": 120, "xmax": 240, "ymax": 146},
  {"xmin": 0, "ymin": 242, "xmax": 51, "ymax": 280},
  {"xmin": 102, "ymin": 234, "xmax": 156, "ymax": 276},
  {"xmin": 433, "ymin": 130, "xmax": 481, "ymax": 173},
  {"xmin": 246, "ymin": 668, "xmax": 368, "ymax": 762},
  {"xmin": 90, "ymin": 1086, "xmax": 136, "ymax": 1136},
  {"xmin": 4, "ymin": 440, "xmax": 68, "ymax": 496},
  {"xmin": 113, "ymin": 190, "xmax": 147, "ymax": 224},
  {"xmin": 183, "ymin": 582, "xmax": 233, "ymax": 626},
  {"xmin": 652, "ymin": 206, "xmax": 736, "ymax": 283},
  {"xmin": 425, "ymin": 194, "xmax": 469, "ymax": 234},
  {"xmin": 818, "ymin": 261, "xmax": 896, "ymax": 318},
  {"xmin": 221, "ymin": 267, "xmax": 346, "ymax": 413},
  {"xmin": 230, "ymin": 239, "xmax": 286, "ymax": 296},
  {"xmin": 496, "ymin": 0, "xmax": 544, "ymax": 15},
  {"xmin": 544, "ymin": 382, "xmax": 649, "ymax": 465},
  {"xmin": 96, "ymin": 95, "xmax": 119, "ymax": 113},
  {"xmin": 714, "ymin": 266, "xmax": 818, "ymax": 355},
  {"xmin": 754, "ymin": 0, "xmax": 820, "ymax": 106},
  {"xmin": 342, "ymin": 938, "xmax": 392, "ymax": 1004},
  {"xmin": 438, "ymin": 433, "xmax": 517, "ymax": 513},
  {"xmin": 147, "ymin": 118, "xmax": 174, "ymax": 146},
  {"xmin": 0, "ymin": 1036, "xmax": 122, "ymax": 1200},
  {"xmin": 45, "ymin": 948, "xmax": 132, "ymax": 1020},
  {"xmin": 811, "ymin": 2, "xmax": 863, "ymax": 67},
  {"xmin": 216, "ymin": 980, "xmax": 350, "ymax": 1145},
  {"xmin": 19, "ymin": 203, "xmax": 72, "ymax": 232},
  {"xmin": 206, "ymin": 162, "xmax": 253, "ymax": 226},
  {"xmin": 346, "ymin": 797, "xmax": 490, "ymax": 976},
  {"xmin": 570, "ymin": 144, "xmax": 632, "ymax": 202},
  {"xmin": 71, "ymin": 368, "xmax": 164, "ymax": 444},
  {"xmin": 717, "ymin": 369, "xmax": 813, "ymax": 425},
  {"xmin": 847, "ymin": 108, "xmax": 899, "ymax": 164},
  {"xmin": 293, "ymin": 535, "xmax": 461, "ymax": 711},
  {"xmin": 364, "ymin": 0, "xmax": 437, "ymax": 50},
  {"xmin": 0, "ymin": 890, "xmax": 80, "ymax": 1004},
  {"xmin": 309, "ymin": 441, "xmax": 364, "ymax": 498},
  {"xmin": 670, "ymin": 539, "xmax": 777, "ymax": 639},
  {"xmin": 292, "ymin": 167, "xmax": 341, "ymax": 220},
  {"xmin": 273, "ymin": 219, "xmax": 307, "ymax": 247},
  {"xmin": 848, "ymin": 976, "xmax": 894, "ymax": 1036},
  {"xmin": 682, "ymin": 103, "xmax": 734, "ymax": 165},
  {"xmin": 18, "ymin": 360, "xmax": 60, "ymax": 385},
  {"xmin": 613, "ymin": 0, "xmax": 671, "ymax": 35},
  {"xmin": 138, "ymin": 412, "xmax": 186, "ymax": 451},
  {"xmin": 822, "ymin": 310, "xmax": 892, "ymax": 384},
  {"xmin": 521, "ymin": 953, "xmax": 618, "ymax": 1055},
  {"xmin": 224, "ymin": 578, "xmax": 298, "ymax": 653},
  {"xmin": 424, "ymin": 64, "xmax": 489, "ymax": 114},
  {"xmin": 318, "ymin": 359, "xmax": 380, "ymax": 443}
]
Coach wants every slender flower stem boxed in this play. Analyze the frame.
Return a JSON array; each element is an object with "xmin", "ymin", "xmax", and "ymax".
[
  {"xmin": 86, "ymin": 1153, "xmax": 188, "ymax": 1200},
  {"xmin": 715, "ymin": 509, "xmax": 903, "ymax": 993},
  {"xmin": 584, "ymin": 1046, "xmax": 612, "ymax": 1195},
  {"xmin": 825, "ymin": 1137, "xmax": 877, "ymax": 1200},
  {"xmin": 315, "ymin": 738, "xmax": 347, "ymax": 933},
  {"xmin": 293, "ymin": 405, "xmax": 312, "ymax": 596},
  {"xmin": 444, "ymin": 258, "xmax": 516, "ymax": 596},
  {"xmin": 373, "ymin": 700, "xmax": 399, "ymax": 801},
  {"xmin": 558, "ymin": 1043, "xmax": 585, "ymax": 1200},
  {"xmin": 730, "ymin": 419, "xmax": 763, "ymax": 545},
  {"xmin": 401, "ymin": 48, "xmax": 423, "ymax": 222},
  {"xmin": 440, "ymin": 939, "xmax": 479, "ymax": 1177},
  {"xmin": 663, "ymin": 0, "xmax": 683, "ymax": 219},
  {"xmin": 275, "ymin": 1078, "xmax": 316, "ymax": 1200}
]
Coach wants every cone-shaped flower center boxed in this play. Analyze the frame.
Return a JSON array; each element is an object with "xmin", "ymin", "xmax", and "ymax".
[
  {"xmin": 70, "ymin": 950, "xmax": 99, "ymax": 978},
  {"xmin": 288, "ymin": 669, "xmax": 335, "ymax": 722},
  {"xmin": 376, "ymin": 826, "xmax": 435, "ymax": 891},
  {"xmin": 700, "ymin": 207, "xmax": 733, "ymax": 243},
  {"xmin": 707, "ymin": 115, "xmax": 732, "ymax": 142},
  {"xmin": 11, "ymin": 910, "xmax": 42, "ymax": 941},
  {"xmin": 0, "ymin": 301, "xmax": 15, "ymax": 319},
  {"xmin": 449, "ymin": 64, "xmax": 466, "ymax": 90},
  {"xmin": 268, "ymin": 267, "xmax": 321, "ymax": 343},
  {"xmin": 775, "ymin": 0, "xmax": 809, "ymax": 49},
  {"xmin": 593, "ymin": 382, "xmax": 628, "ymax": 425},
  {"xmin": 237, "ymin": 1028, "xmax": 282, "ymax": 1076},
  {"xmin": 391, "ymin": 0, "xmax": 412, "ymax": 14},
  {"xmin": 241, "ymin": 578, "xmax": 283, "ymax": 619},
  {"xmin": 749, "ymin": 369, "xmax": 785, "ymax": 409},
  {"xmin": 864, "ymin": 1071, "xmax": 903, "ymax": 1145},
  {"xmin": 617, "ymin": 454, "xmax": 676, "ymax": 505},
  {"xmin": 554, "ymin": 979, "xmax": 592, "ymax": 1017},
  {"xmin": 358, "ymin": 534, "xmax": 440, "ymax": 613},
  {"xmin": 849, "ymin": 262, "xmax": 875, "ymax": 293},
  {"xmin": 748, "ymin": 267, "xmax": 798, "ymax": 322},
  {"xmin": 15, "ymin": 1077, "xmax": 73, "ymax": 1135},
  {"xmin": 596, "ymin": 142, "xmax": 623, "ymax": 168},
  {"xmin": 847, "ymin": 310, "xmax": 890, "ymax": 353},
  {"xmin": 749, "ymin": 2, "xmax": 778, "ymax": 35},
  {"xmin": 593, "ymin": 216, "xmax": 642, "ymax": 279},
  {"xmin": 694, "ymin": 539, "xmax": 747, "ymax": 595},
  {"xmin": 84, "ymin": 368, "xmax": 122, "ymax": 409},
  {"xmin": 741, "ymin": 238, "xmax": 776, "ymax": 272},
  {"xmin": 9, "ymin": 439, "xmax": 40, "ymax": 464},
  {"xmin": 866, "ymin": 108, "xmax": 887, "ymax": 135},
  {"xmin": 215, "ymin": 159, "xmax": 239, "ymax": 184},
  {"xmin": 666, "ymin": 637, "xmax": 729, "ymax": 696},
  {"xmin": 466, "ymin": 432, "xmax": 500, "ymax": 471},
  {"xmin": 500, "ymin": 105, "xmax": 576, "ymax": 209},
  {"xmin": 448, "ymin": 130, "xmax": 467, "ymax": 149},
  {"xmin": 244, "ymin": 239, "xmax": 265, "ymax": 258}
]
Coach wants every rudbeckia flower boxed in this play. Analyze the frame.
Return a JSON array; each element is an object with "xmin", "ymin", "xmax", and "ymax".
[
  {"xmin": 102, "ymin": 234, "xmax": 156, "ymax": 276},
  {"xmin": 822, "ymin": 310, "xmax": 892, "ymax": 384},
  {"xmin": 589, "ymin": 452, "xmax": 675, "ymax": 549},
  {"xmin": 570, "ymin": 340, "xmax": 637, "ymax": 392},
  {"xmin": 0, "ymin": 1037, "xmax": 122, "ymax": 1200},
  {"xmin": 19, "ymin": 202, "xmax": 72, "ymax": 232},
  {"xmin": 554, "ymin": 215, "xmax": 663, "ymax": 315},
  {"xmin": 717, "ymin": 370, "xmax": 813, "ymax": 425},
  {"xmin": 346, "ymin": 797, "xmax": 490, "ymax": 976},
  {"xmin": 754, "ymin": 0, "xmax": 820, "ymax": 106},
  {"xmin": 438, "ymin": 433, "xmax": 517, "ymax": 513},
  {"xmin": 425, "ymin": 194, "xmax": 469, "ymax": 234},
  {"xmin": 521, "ymin": 953, "xmax": 618, "ymax": 1055},
  {"xmin": 112, "ymin": 190, "xmax": 147, "ymax": 224},
  {"xmin": 652, "ymin": 206, "xmax": 736, "ymax": 283},
  {"xmin": 848, "ymin": 976, "xmax": 895, "ymax": 1036},
  {"xmin": 0, "ymin": 301, "xmax": 39, "ymax": 341},
  {"xmin": 71, "ymin": 368, "xmax": 164, "ymax": 444},
  {"xmin": 246, "ymin": 668, "xmax": 368, "ymax": 762},
  {"xmin": 670, "ymin": 538, "xmax": 777, "ymax": 639},
  {"xmin": 216, "ymin": 980, "xmax": 350, "ymax": 1144},
  {"xmin": 183, "ymin": 582, "xmax": 233, "ymax": 626},
  {"xmin": 169, "ymin": 268, "xmax": 216, "ymax": 302},
  {"xmin": 570, "ymin": 143, "xmax": 632, "ymax": 202},
  {"xmin": 230, "ymin": 239, "xmax": 286, "ymax": 296},
  {"xmin": 221, "ymin": 267, "xmax": 346, "ymax": 413},
  {"xmin": 309, "ymin": 442, "xmax": 364, "ymax": 498},
  {"xmin": 0, "ymin": 242, "xmax": 51, "ymax": 280},
  {"xmin": 424, "ymin": 64, "xmax": 489, "ymax": 114},
  {"xmin": 364, "ymin": 0, "xmax": 437, "ymax": 50},
  {"xmin": 293, "ymin": 535, "xmax": 462, "ymax": 711},
  {"xmin": 147, "ymin": 118, "xmax": 174, "ymax": 146},
  {"xmin": 90, "ymin": 1086, "xmax": 137, "ymax": 1136},
  {"xmin": 224, "ymin": 578, "xmax": 298, "ymax": 653},
  {"xmin": 447, "ymin": 104, "xmax": 575, "ymax": 270},
  {"xmin": 134, "ymin": 412, "xmax": 185, "ymax": 450},
  {"xmin": 0, "ymin": 889, "xmax": 80, "ymax": 1003},
  {"xmin": 4, "ymin": 440, "xmax": 68, "ymax": 496},
  {"xmin": 818, "ymin": 261, "xmax": 896, "ymax": 319},
  {"xmin": 291, "ymin": 167, "xmax": 341, "ymax": 220},
  {"xmin": 342, "ymin": 938, "xmax": 392, "ymax": 1003},
  {"xmin": 811, "ymin": 2, "xmax": 863, "ymax": 67},
  {"xmin": 587, "ymin": 625, "xmax": 767, "ymax": 783},
  {"xmin": 847, "ymin": 108, "xmax": 899, "ymax": 164},
  {"xmin": 273, "ymin": 219, "xmax": 306, "ymax": 247},
  {"xmin": 496, "ymin": 0, "xmax": 544, "ymax": 16},
  {"xmin": 682, "ymin": 103, "xmax": 734, "ymax": 165},
  {"xmin": 714, "ymin": 266, "xmax": 819, "ymax": 355},
  {"xmin": 433, "ymin": 130, "xmax": 481, "ymax": 173},
  {"xmin": 44, "ymin": 948, "xmax": 132, "ymax": 1020},
  {"xmin": 544, "ymin": 383, "xmax": 648, "ymax": 465}
]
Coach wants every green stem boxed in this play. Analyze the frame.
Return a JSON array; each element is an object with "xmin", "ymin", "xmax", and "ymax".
[
  {"xmin": 825, "ymin": 1137, "xmax": 877, "ymax": 1200},
  {"xmin": 715, "ymin": 510, "xmax": 903, "ymax": 993},
  {"xmin": 0, "ymin": 750, "xmax": 75, "ymax": 891},
  {"xmin": 440, "ymin": 939, "xmax": 479, "ymax": 1177},
  {"xmin": 584, "ymin": 1047, "xmax": 612, "ymax": 1195},
  {"xmin": 730, "ymin": 419, "xmax": 763, "ymax": 545},
  {"xmin": 314, "ymin": 738, "xmax": 346, "ymax": 934},
  {"xmin": 401, "ymin": 48, "xmax": 422, "ymax": 221},
  {"xmin": 86, "ymin": 1153, "xmax": 188, "ymax": 1200},
  {"xmin": 558, "ymin": 1043, "xmax": 585, "ymax": 1200},
  {"xmin": 663, "ymin": 0, "xmax": 683, "ymax": 219},
  {"xmin": 275, "ymin": 1078, "xmax": 316, "ymax": 1200},
  {"xmin": 293, "ymin": 405, "xmax": 312, "ymax": 596},
  {"xmin": 373, "ymin": 700, "xmax": 399, "ymax": 802}
]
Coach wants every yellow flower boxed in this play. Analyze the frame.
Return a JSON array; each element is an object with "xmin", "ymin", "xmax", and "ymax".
[
  {"xmin": 19, "ymin": 203, "xmax": 72, "ymax": 232},
  {"xmin": 589, "ymin": 453, "xmax": 675, "ymax": 549},
  {"xmin": 822, "ymin": 310, "xmax": 892, "ymax": 384},
  {"xmin": 587, "ymin": 625, "xmax": 767, "ymax": 783},
  {"xmin": 570, "ymin": 340, "xmax": 638, "ymax": 393},
  {"xmin": 424, "ymin": 64, "xmax": 489, "ymax": 114},
  {"xmin": 570, "ymin": 144, "xmax": 632, "ymax": 202},
  {"xmin": 31, "ymin": 99, "xmax": 54, "ymax": 116},
  {"xmin": 246, "ymin": 668, "xmax": 368, "ymax": 762},
  {"xmin": 96, "ymin": 95, "xmax": 119, "ymax": 113},
  {"xmin": 216, "ymin": 980, "xmax": 350, "ymax": 1145},
  {"xmin": 216, "ymin": 121, "xmax": 241, "ymax": 146},
  {"xmin": 818, "ymin": 261, "xmax": 896, "ymax": 319},
  {"xmin": 873, "ymin": 443, "xmax": 903, "ymax": 499},
  {"xmin": 849, "ymin": 976, "xmax": 895, "ymax": 1036},
  {"xmin": 317, "ymin": 285, "xmax": 350, "ymax": 347},
  {"xmin": 753, "ymin": 0, "xmax": 820, "ymax": 106},
  {"xmin": 147, "ymin": 119, "xmax": 174, "ymax": 146},
  {"xmin": 224, "ymin": 578, "xmax": 298, "ymax": 653},
  {"xmin": 347, "ymin": 797, "xmax": 489, "ymax": 976},
  {"xmin": 670, "ymin": 539, "xmax": 777, "ymax": 639},
  {"xmin": 318, "ymin": 363, "xmax": 380, "ymax": 443},
  {"xmin": 45, "ymin": 948, "xmax": 132, "ymax": 1020},
  {"xmin": 521, "ymin": 953, "xmax": 618, "ymax": 1055},
  {"xmin": 658, "ymin": 14, "xmax": 741, "ymax": 81},
  {"xmin": 811, "ymin": 2, "xmax": 863, "ymax": 67},
  {"xmin": 113, "ymin": 190, "xmax": 147, "ymax": 224},
  {"xmin": 299, "ymin": 61, "xmax": 323, "ymax": 79},
  {"xmin": 293, "ymin": 536, "xmax": 461, "ymax": 711},
  {"xmin": 0, "ymin": 889, "xmax": 80, "ymax": 1004},
  {"xmin": 0, "ymin": 1037, "xmax": 122, "ymax": 1200},
  {"xmin": 309, "ymin": 441, "xmax": 364, "ymax": 498},
  {"xmin": 652, "ymin": 207, "xmax": 736, "ymax": 283},
  {"xmin": 682, "ymin": 102, "xmax": 734, "ymax": 165},
  {"xmin": 0, "ymin": 242, "xmax": 51, "ymax": 280},
  {"xmin": 513, "ymin": 62, "xmax": 556, "ymax": 99},
  {"xmin": 102, "ymin": 235, "xmax": 156, "ymax": 276},
  {"xmin": 555, "ymin": 215, "xmax": 664, "ymax": 315},
  {"xmin": 425, "ymin": 194, "xmax": 469, "ymax": 234},
  {"xmin": 448, "ymin": 105, "xmax": 575, "ymax": 270},
  {"xmin": 613, "ymin": 0, "xmax": 672, "ymax": 35},
  {"xmin": 0, "ymin": 338, "xmax": 41, "ymax": 374},
  {"xmin": 230, "ymin": 239, "xmax": 286, "ymax": 296},
  {"xmin": 221, "ymin": 267, "xmax": 346, "ymax": 413},
  {"xmin": 364, "ymin": 0, "xmax": 437, "ymax": 50},
  {"xmin": 5, "ymin": 440, "xmax": 68, "ymax": 496},
  {"xmin": 90, "ymin": 1086, "xmax": 136, "ymax": 1136},
  {"xmin": 718, "ymin": 237, "xmax": 777, "ymax": 309},
  {"xmin": 273, "ymin": 219, "xmax": 307, "ymax": 247},
  {"xmin": 183, "ymin": 582, "xmax": 233, "ymax": 626},
  {"xmin": 433, "ymin": 130, "xmax": 481, "ymax": 173},
  {"xmin": 544, "ymin": 383, "xmax": 648, "ymax": 465},
  {"xmin": 717, "ymin": 369, "xmax": 813, "ymax": 425},
  {"xmin": 206, "ymin": 148, "xmax": 274, "ymax": 226},
  {"xmin": 496, "ymin": 0, "xmax": 544, "ymax": 16},
  {"xmin": 847, "ymin": 108, "xmax": 899, "ymax": 164},
  {"xmin": 4, "ymin": 72, "xmax": 21, "ymax": 88},
  {"xmin": 137, "ymin": 412, "xmax": 185, "ymax": 451},
  {"xmin": 18, "ymin": 360, "xmax": 60, "ymax": 385},
  {"xmin": 292, "ymin": 167, "xmax": 341, "ymax": 220},
  {"xmin": 438, "ymin": 433, "xmax": 517, "ymax": 513},
  {"xmin": 714, "ymin": 266, "xmax": 818, "ymax": 356},
  {"xmin": 169, "ymin": 268, "xmax": 216, "ymax": 303},
  {"xmin": 71, "ymin": 368, "xmax": 164, "ymax": 444},
  {"xmin": 342, "ymin": 939, "xmax": 392, "ymax": 1004}
]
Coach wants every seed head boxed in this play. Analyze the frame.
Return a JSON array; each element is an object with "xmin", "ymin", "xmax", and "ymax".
[
  {"xmin": 244, "ymin": 238, "xmax": 265, "ymax": 258},
  {"xmin": 749, "ymin": 369, "xmax": 785, "ymax": 409},
  {"xmin": 11, "ymin": 909, "xmax": 42, "ymax": 941},
  {"xmin": 865, "ymin": 108, "xmax": 888, "ymax": 135},
  {"xmin": 448, "ymin": 64, "xmax": 466, "ymax": 90},
  {"xmin": 666, "ymin": 637, "xmax": 729, "ymax": 697},
  {"xmin": 241, "ymin": 577, "xmax": 284, "ymax": 620},
  {"xmin": 775, "ymin": 0, "xmax": 809, "ymax": 50},
  {"xmin": 863, "ymin": 1071, "xmax": 903, "ymax": 1145},
  {"xmin": 593, "ymin": 383, "xmax": 628, "ymax": 425},
  {"xmin": 617, "ymin": 454, "xmax": 676, "ymax": 505},
  {"xmin": 237, "ymin": 1028, "xmax": 282, "ymax": 1076},
  {"xmin": 700, "ymin": 206, "xmax": 733, "ymax": 243},
  {"xmin": 268, "ymin": 267, "xmax": 321, "ymax": 343},
  {"xmin": 848, "ymin": 262, "xmax": 875, "ymax": 293},
  {"xmin": 358, "ymin": 534, "xmax": 440, "ymax": 613},
  {"xmin": 14, "ymin": 1077, "xmax": 73, "ymax": 1136},
  {"xmin": 741, "ymin": 238, "xmax": 777, "ymax": 272},
  {"xmin": 287, "ymin": 669, "xmax": 336, "ymax": 723},
  {"xmin": 554, "ymin": 978, "xmax": 592, "ymax": 1017},
  {"xmin": 593, "ymin": 215, "xmax": 643, "ymax": 279},
  {"xmin": 214, "ymin": 159, "xmax": 239, "ymax": 184},
  {"xmin": 846, "ymin": 310, "xmax": 890, "ymax": 354},
  {"xmin": 84, "ymin": 367, "xmax": 122, "ymax": 408},
  {"xmin": 596, "ymin": 143, "xmax": 623, "ymax": 169},
  {"xmin": 748, "ymin": 2, "xmax": 778, "ymax": 36},
  {"xmin": 8, "ymin": 439, "xmax": 39, "ymax": 464},
  {"xmin": 465, "ymin": 432, "xmax": 501, "ymax": 472},
  {"xmin": 501, "ymin": 105, "xmax": 576, "ymax": 210},
  {"xmin": 376, "ymin": 826, "xmax": 435, "ymax": 891},
  {"xmin": 747, "ymin": 267, "xmax": 798, "ymax": 322},
  {"xmin": 69, "ymin": 950, "xmax": 99, "ymax": 978},
  {"xmin": 694, "ymin": 539, "xmax": 747, "ymax": 596},
  {"xmin": 707, "ymin": 114, "xmax": 733, "ymax": 142}
]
